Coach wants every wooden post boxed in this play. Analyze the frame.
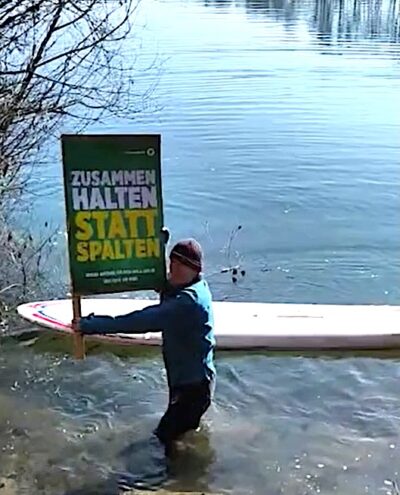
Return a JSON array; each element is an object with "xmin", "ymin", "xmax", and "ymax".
[{"xmin": 72, "ymin": 294, "xmax": 85, "ymax": 359}]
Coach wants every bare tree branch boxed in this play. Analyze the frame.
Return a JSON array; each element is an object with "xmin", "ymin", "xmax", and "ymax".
[
  {"xmin": 0, "ymin": 1, "xmax": 44, "ymax": 31},
  {"xmin": 0, "ymin": 0, "xmax": 159, "ymax": 202},
  {"xmin": 16, "ymin": 1, "xmax": 64, "ymax": 104}
]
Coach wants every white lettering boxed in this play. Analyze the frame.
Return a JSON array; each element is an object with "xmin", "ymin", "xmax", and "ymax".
[
  {"xmin": 91, "ymin": 171, "xmax": 100, "ymax": 186},
  {"xmin": 142, "ymin": 186, "xmax": 157, "ymax": 208},
  {"xmin": 145, "ymin": 170, "xmax": 156, "ymax": 185},
  {"xmin": 100, "ymin": 171, "xmax": 112, "ymax": 186},
  {"xmin": 104, "ymin": 188, "xmax": 118, "ymax": 209},
  {"xmin": 71, "ymin": 171, "xmax": 81, "ymax": 186},
  {"xmin": 136, "ymin": 170, "xmax": 145, "ymax": 185},
  {"xmin": 123, "ymin": 171, "xmax": 137, "ymax": 185},
  {"xmin": 111, "ymin": 171, "xmax": 124, "ymax": 186},
  {"xmin": 81, "ymin": 172, "xmax": 91, "ymax": 187},
  {"xmin": 114, "ymin": 187, "xmax": 128, "ymax": 207},
  {"xmin": 128, "ymin": 187, "xmax": 142, "ymax": 208},
  {"xmin": 72, "ymin": 188, "xmax": 89, "ymax": 210},
  {"xmin": 89, "ymin": 188, "xmax": 106, "ymax": 209}
]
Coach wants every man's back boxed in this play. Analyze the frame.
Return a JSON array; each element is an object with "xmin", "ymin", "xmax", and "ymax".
[
  {"xmin": 79, "ymin": 237, "xmax": 216, "ymax": 452},
  {"xmin": 161, "ymin": 277, "xmax": 216, "ymax": 388}
]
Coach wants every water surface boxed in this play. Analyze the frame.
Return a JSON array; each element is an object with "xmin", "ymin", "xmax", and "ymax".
[{"xmin": 2, "ymin": 0, "xmax": 400, "ymax": 493}]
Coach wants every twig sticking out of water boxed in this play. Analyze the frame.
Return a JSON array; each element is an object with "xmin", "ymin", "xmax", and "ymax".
[
  {"xmin": 384, "ymin": 479, "xmax": 400, "ymax": 495},
  {"xmin": 224, "ymin": 225, "xmax": 242, "ymax": 267},
  {"xmin": 392, "ymin": 480, "xmax": 400, "ymax": 495},
  {"xmin": 200, "ymin": 222, "xmax": 247, "ymax": 284},
  {"xmin": 220, "ymin": 225, "xmax": 246, "ymax": 283}
]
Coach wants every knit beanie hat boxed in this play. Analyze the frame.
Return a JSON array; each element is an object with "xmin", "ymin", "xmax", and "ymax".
[{"xmin": 170, "ymin": 239, "xmax": 203, "ymax": 272}]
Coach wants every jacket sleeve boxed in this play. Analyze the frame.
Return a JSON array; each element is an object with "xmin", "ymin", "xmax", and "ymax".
[{"xmin": 79, "ymin": 293, "xmax": 192, "ymax": 335}]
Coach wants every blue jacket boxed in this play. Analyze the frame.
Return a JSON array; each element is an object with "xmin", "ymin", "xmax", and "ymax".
[{"xmin": 79, "ymin": 277, "xmax": 216, "ymax": 388}]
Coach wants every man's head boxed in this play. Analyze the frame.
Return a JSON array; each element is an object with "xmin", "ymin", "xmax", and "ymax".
[{"xmin": 168, "ymin": 238, "xmax": 203, "ymax": 286}]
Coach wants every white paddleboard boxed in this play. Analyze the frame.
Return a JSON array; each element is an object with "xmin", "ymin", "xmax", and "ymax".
[{"xmin": 16, "ymin": 298, "xmax": 400, "ymax": 350}]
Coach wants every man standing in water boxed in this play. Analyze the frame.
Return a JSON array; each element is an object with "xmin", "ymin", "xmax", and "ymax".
[{"xmin": 78, "ymin": 238, "xmax": 216, "ymax": 455}]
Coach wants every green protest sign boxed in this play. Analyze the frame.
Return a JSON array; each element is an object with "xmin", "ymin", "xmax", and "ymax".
[{"xmin": 61, "ymin": 134, "xmax": 166, "ymax": 295}]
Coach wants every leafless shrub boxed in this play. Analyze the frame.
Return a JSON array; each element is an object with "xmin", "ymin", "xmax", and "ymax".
[{"xmin": 0, "ymin": 0, "xmax": 157, "ymax": 201}]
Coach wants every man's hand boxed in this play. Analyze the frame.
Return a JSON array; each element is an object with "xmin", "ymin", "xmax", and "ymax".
[{"xmin": 77, "ymin": 313, "xmax": 99, "ymax": 335}]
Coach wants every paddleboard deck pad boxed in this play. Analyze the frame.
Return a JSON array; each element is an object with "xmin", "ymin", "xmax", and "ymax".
[{"xmin": 16, "ymin": 298, "xmax": 400, "ymax": 350}]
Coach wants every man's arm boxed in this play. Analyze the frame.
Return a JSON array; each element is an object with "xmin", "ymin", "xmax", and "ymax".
[{"xmin": 78, "ymin": 293, "xmax": 192, "ymax": 335}]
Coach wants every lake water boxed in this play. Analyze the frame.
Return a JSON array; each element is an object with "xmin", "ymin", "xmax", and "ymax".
[{"xmin": 2, "ymin": 0, "xmax": 400, "ymax": 493}]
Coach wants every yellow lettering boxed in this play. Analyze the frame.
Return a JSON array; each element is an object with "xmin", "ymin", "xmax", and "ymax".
[
  {"xmin": 122, "ymin": 239, "xmax": 134, "ymax": 258},
  {"xmin": 135, "ymin": 238, "xmax": 147, "ymax": 258},
  {"xmin": 146, "ymin": 238, "xmax": 160, "ymax": 258},
  {"xmin": 92, "ymin": 211, "xmax": 108, "ymax": 239},
  {"xmin": 108, "ymin": 211, "xmax": 128, "ymax": 239},
  {"xmin": 114, "ymin": 239, "xmax": 125, "ymax": 259},
  {"xmin": 142, "ymin": 210, "xmax": 156, "ymax": 237},
  {"xmin": 89, "ymin": 241, "xmax": 102, "ymax": 261},
  {"xmin": 101, "ymin": 240, "xmax": 115, "ymax": 260},
  {"xmin": 76, "ymin": 241, "xmax": 89, "ymax": 261},
  {"xmin": 124, "ymin": 210, "xmax": 140, "ymax": 237},
  {"xmin": 75, "ymin": 212, "xmax": 93, "ymax": 240}
]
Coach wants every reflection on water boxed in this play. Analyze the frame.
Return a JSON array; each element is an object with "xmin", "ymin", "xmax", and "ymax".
[
  {"xmin": 205, "ymin": 0, "xmax": 400, "ymax": 43},
  {"xmin": 2, "ymin": 337, "xmax": 400, "ymax": 494},
  {"xmin": 32, "ymin": 0, "xmax": 400, "ymax": 307},
  {"xmin": 2, "ymin": 0, "xmax": 400, "ymax": 492},
  {"xmin": 310, "ymin": 0, "xmax": 400, "ymax": 43}
]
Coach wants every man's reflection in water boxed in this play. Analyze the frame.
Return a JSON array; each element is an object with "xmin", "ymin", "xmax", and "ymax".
[{"xmin": 116, "ymin": 422, "xmax": 216, "ymax": 493}]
